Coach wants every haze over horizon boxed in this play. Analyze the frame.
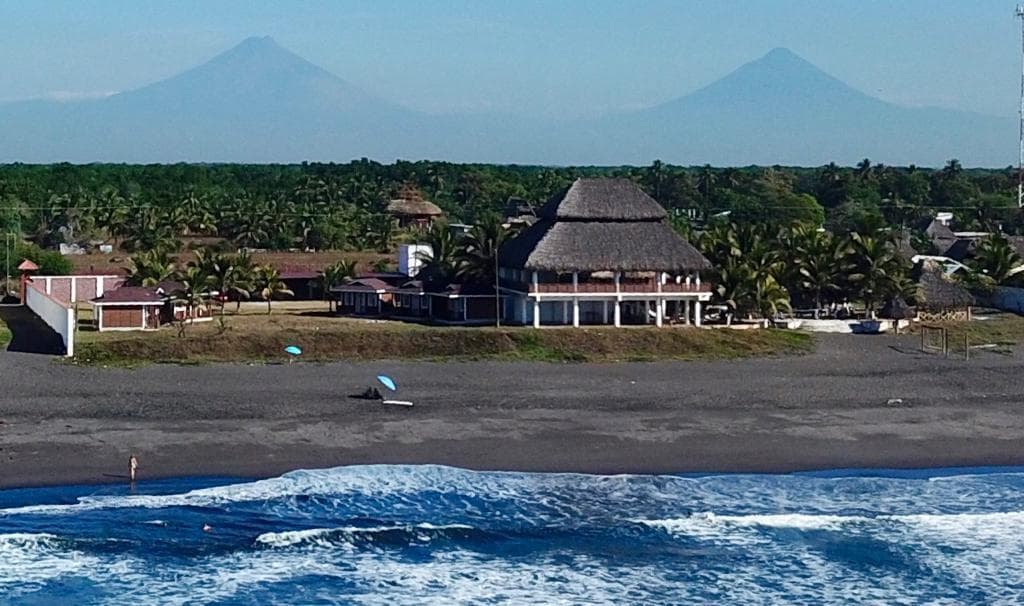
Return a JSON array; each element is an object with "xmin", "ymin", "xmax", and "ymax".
[{"xmin": 0, "ymin": 1, "xmax": 1019, "ymax": 166}]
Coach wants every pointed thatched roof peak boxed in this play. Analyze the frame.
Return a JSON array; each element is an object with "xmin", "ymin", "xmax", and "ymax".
[
  {"xmin": 500, "ymin": 177, "xmax": 710, "ymax": 273},
  {"xmin": 387, "ymin": 184, "xmax": 443, "ymax": 217},
  {"xmin": 538, "ymin": 178, "xmax": 667, "ymax": 221}
]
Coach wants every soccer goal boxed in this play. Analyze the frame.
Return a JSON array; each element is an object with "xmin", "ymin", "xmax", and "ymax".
[{"xmin": 920, "ymin": 324, "xmax": 948, "ymax": 356}]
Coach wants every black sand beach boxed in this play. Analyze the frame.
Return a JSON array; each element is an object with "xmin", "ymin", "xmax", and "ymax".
[{"xmin": 1, "ymin": 334, "xmax": 1023, "ymax": 488}]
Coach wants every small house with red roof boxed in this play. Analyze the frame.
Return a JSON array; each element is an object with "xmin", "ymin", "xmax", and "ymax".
[{"xmin": 91, "ymin": 281, "xmax": 212, "ymax": 331}]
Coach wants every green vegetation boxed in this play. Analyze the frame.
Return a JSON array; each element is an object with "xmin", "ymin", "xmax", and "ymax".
[
  {"xmin": 0, "ymin": 158, "xmax": 1017, "ymax": 258},
  {"xmin": 72, "ymin": 309, "xmax": 812, "ymax": 366},
  {"xmin": 698, "ymin": 222, "xmax": 911, "ymax": 322},
  {"xmin": 0, "ymin": 316, "xmax": 10, "ymax": 348},
  {"xmin": 912, "ymin": 315, "xmax": 1024, "ymax": 354}
]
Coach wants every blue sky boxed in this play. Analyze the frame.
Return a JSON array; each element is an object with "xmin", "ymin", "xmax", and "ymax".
[{"xmin": 0, "ymin": 0, "xmax": 1018, "ymax": 117}]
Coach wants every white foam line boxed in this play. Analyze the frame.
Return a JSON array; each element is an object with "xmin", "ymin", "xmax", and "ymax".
[
  {"xmin": 255, "ymin": 523, "xmax": 476, "ymax": 547},
  {"xmin": 638, "ymin": 510, "xmax": 1024, "ymax": 533}
]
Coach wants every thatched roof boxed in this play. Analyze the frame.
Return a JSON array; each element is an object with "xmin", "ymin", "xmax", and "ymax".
[
  {"xmin": 893, "ymin": 232, "xmax": 919, "ymax": 262},
  {"xmin": 925, "ymin": 218, "xmax": 955, "ymax": 241},
  {"xmin": 537, "ymin": 178, "xmax": 667, "ymax": 221},
  {"xmin": 879, "ymin": 296, "xmax": 915, "ymax": 320},
  {"xmin": 504, "ymin": 196, "xmax": 536, "ymax": 218},
  {"xmin": 1007, "ymin": 235, "xmax": 1024, "ymax": 259},
  {"xmin": 912, "ymin": 260, "xmax": 974, "ymax": 311},
  {"xmin": 941, "ymin": 238, "xmax": 978, "ymax": 262},
  {"xmin": 387, "ymin": 198, "xmax": 443, "ymax": 217},
  {"xmin": 500, "ymin": 178, "xmax": 710, "ymax": 273}
]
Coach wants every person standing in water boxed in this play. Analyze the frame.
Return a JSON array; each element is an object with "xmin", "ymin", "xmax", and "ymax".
[{"xmin": 129, "ymin": 455, "xmax": 138, "ymax": 483}]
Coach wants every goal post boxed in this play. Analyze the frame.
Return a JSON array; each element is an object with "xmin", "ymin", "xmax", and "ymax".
[{"xmin": 920, "ymin": 324, "xmax": 948, "ymax": 356}]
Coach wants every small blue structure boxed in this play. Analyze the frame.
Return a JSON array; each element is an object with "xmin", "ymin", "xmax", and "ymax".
[{"xmin": 377, "ymin": 375, "xmax": 397, "ymax": 391}]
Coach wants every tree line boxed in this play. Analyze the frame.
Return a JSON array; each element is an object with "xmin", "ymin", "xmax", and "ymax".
[{"xmin": 0, "ymin": 158, "xmax": 1020, "ymax": 256}]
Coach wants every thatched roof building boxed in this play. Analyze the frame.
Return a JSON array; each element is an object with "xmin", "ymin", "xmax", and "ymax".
[
  {"xmin": 386, "ymin": 185, "xmax": 443, "ymax": 226},
  {"xmin": 499, "ymin": 178, "xmax": 710, "ymax": 273},
  {"xmin": 386, "ymin": 198, "xmax": 443, "ymax": 219},
  {"xmin": 879, "ymin": 296, "xmax": 915, "ymax": 320},
  {"xmin": 912, "ymin": 260, "xmax": 974, "ymax": 311}
]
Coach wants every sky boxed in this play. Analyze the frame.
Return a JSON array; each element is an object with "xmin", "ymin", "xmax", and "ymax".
[{"xmin": 0, "ymin": 0, "xmax": 1019, "ymax": 118}]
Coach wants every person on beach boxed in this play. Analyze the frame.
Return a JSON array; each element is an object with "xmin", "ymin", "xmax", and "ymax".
[{"xmin": 129, "ymin": 455, "xmax": 138, "ymax": 483}]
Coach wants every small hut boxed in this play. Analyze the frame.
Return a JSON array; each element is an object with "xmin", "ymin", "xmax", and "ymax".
[
  {"xmin": 386, "ymin": 186, "xmax": 444, "ymax": 227},
  {"xmin": 879, "ymin": 296, "xmax": 915, "ymax": 333},
  {"xmin": 912, "ymin": 260, "xmax": 974, "ymax": 321}
]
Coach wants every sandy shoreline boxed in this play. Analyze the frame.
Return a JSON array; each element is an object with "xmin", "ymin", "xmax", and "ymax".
[{"xmin": 2, "ymin": 333, "xmax": 1024, "ymax": 489}]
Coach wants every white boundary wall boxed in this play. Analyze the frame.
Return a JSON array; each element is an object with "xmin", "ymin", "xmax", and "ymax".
[
  {"xmin": 34, "ymin": 274, "xmax": 123, "ymax": 304},
  {"xmin": 25, "ymin": 281, "xmax": 74, "ymax": 357}
]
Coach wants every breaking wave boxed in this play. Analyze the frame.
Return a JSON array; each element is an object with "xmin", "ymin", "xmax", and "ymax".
[{"xmin": 2, "ymin": 464, "xmax": 1024, "ymax": 604}]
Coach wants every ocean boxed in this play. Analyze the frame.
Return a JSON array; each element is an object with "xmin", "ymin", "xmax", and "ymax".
[{"xmin": 1, "ymin": 464, "xmax": 1023, "ymax": 604}]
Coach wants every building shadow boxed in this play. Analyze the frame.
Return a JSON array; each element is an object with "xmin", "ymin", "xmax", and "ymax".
[{"xmin": 0, "ymin": 306, "xmax": 66, "ymax": 355}]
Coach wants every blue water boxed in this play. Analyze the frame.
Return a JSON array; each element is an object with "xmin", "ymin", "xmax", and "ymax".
[{"xmin": 2, "ymin": 465, "xmax": 1024, "ymax": 605}]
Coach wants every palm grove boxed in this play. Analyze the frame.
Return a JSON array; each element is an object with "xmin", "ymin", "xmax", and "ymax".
[{"xmin": 0, "ymin": 158, "xmax": 1020, "ymax": 322}]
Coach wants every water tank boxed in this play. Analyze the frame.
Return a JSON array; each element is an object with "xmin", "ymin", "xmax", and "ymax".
[{"xmin": 398, "ymin": 244, "xmax": 433, "ymax": 277}]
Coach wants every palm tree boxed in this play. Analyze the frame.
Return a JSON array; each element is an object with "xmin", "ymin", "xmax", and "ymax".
[
  {"xmin": 171, "ymin": 265, "xmax": 211, "ymax": 337},
  {"xmin": 366, "ymin": 214, "xmax": 395, "ymax": 253},
  {"xmin": 194, "ymin": 251, "xmax": 253, "ymax": 321},
  {"xmin": 847, "ymin": 232, "xmax": 905, "ymax": 317},
  {"xmin": 124, "ymin": 250, "xmax": 177, "ymax": 287},
  {"xmin": 794, "ymin": 229, "xmax": 851, "ymax": 317},
  {"xmin": 753, "ymin": 274, "xmax": 792, "ymax": 325},
  {"xmin": 696, "ymin": 164, "xmax": 716, "ymax": 207},
  {"xmin": 456, "ymin": 214, "xmax": 508, "ymax": 285},
  {"xmin": 714, "ymin": 258, "xmax": 755, "ymax": 325},
  {"xmin": 972, "ymin": 234, "xmax": 1023, "ymax": 284},
  {"xmin": 253, "ymin": 266, "xmax": 293, "ymax": 314},
  {"xmin": 321, "ymin": 259, "xmax": 358, "ymax": 310},
  {"xmin": 855, "ymin": 158, "xmax": 873, "ymax": 181},
  {"xmin": 231, "ymin": 249, "xmax": 256, "ymax": 311},
  {"xmin": 417, "ymin": 222, "xmax": 462, "ymax": 286}
]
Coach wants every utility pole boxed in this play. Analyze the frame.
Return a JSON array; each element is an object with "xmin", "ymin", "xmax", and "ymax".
[
  {"xmin": 494, "ymin": 244, "xmax": 501, "ymax": 327},
  {"xmin": 1017, "ymin": 6, "xmax": 1024, "ymax": 206}
]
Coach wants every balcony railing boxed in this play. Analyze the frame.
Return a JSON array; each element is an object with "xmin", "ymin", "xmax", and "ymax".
[{"xmin": 502, "ymin": 280, "xmax": 711, "ymax": 294}]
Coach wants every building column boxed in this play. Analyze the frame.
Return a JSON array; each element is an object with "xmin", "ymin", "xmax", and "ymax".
[
  {"xmin": 684, "ymin": 299, "xmax": 691, "ymax": 325},
  {"xmin": 572, "ymin": 297, "xmax": 580, "ymax": 328},
  {"xmin": 141, "ymin": 306, "xmax": 147, "ymax": 330},
  {"xmin": 45, "ymin": 277, "xmax": 52, "ymax": 295},
  {"xmin": 614, "ymin": 300, "xmax": 621, "ymax": 327},
  {"xmin": 463, "ymin": 298, "xmax": 468, "ymax": 322},
  {"xmin": 533, "ymin": 298, "xmax": 541, "ymax": 328},
  {"xmin": 519, "ymin": 297, "xmax": 526, "ymax": 325},
  {"xmin": 97, "ymin": 307, "xmax": 103, "ymax": 331},
  {"xmin": 602, "ymin": 300, "xmax": 609, "ymax": 324},
  {"xmin": 562, "ymin": 300, "xmax": 569, "ymax": 325},
  {"xmin": 96, "ymin": 276, "xmax": 104, "ymax": 299},
  {"xmin": 70, "ymin": 277, "xmax": 77, "ymax": 303},
  {"xmin": 656, "ymin": 298, "xmax": 664, "ymax": 327},
  {"xmin": 694, "ymin": 300, "xmax": 702, "ymax": 327}
]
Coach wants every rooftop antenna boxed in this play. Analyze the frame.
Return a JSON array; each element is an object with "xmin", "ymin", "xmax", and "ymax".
[{"xmin": 1017, "ymin": 5, "xmax": 1024, "ymax": 207}]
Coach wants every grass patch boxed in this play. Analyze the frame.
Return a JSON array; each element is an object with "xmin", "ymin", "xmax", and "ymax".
[
  {"xmin": 72, "ymin": 308, "xmax": 812, "ymax": 366},
  {"xmin": 907, "ymin": 315, "xmax": 1024, "ymax": 355}
]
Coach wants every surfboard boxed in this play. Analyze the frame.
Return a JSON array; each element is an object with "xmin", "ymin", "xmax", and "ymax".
[{"xmin": 382, "ymin": 399, "xmax": 414, "ymax": 407}]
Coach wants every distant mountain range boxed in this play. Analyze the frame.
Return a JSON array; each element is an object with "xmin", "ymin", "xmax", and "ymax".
[{"xmin": 0, "ymin": 37, "xmax": 1014, "ymax": 167}]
